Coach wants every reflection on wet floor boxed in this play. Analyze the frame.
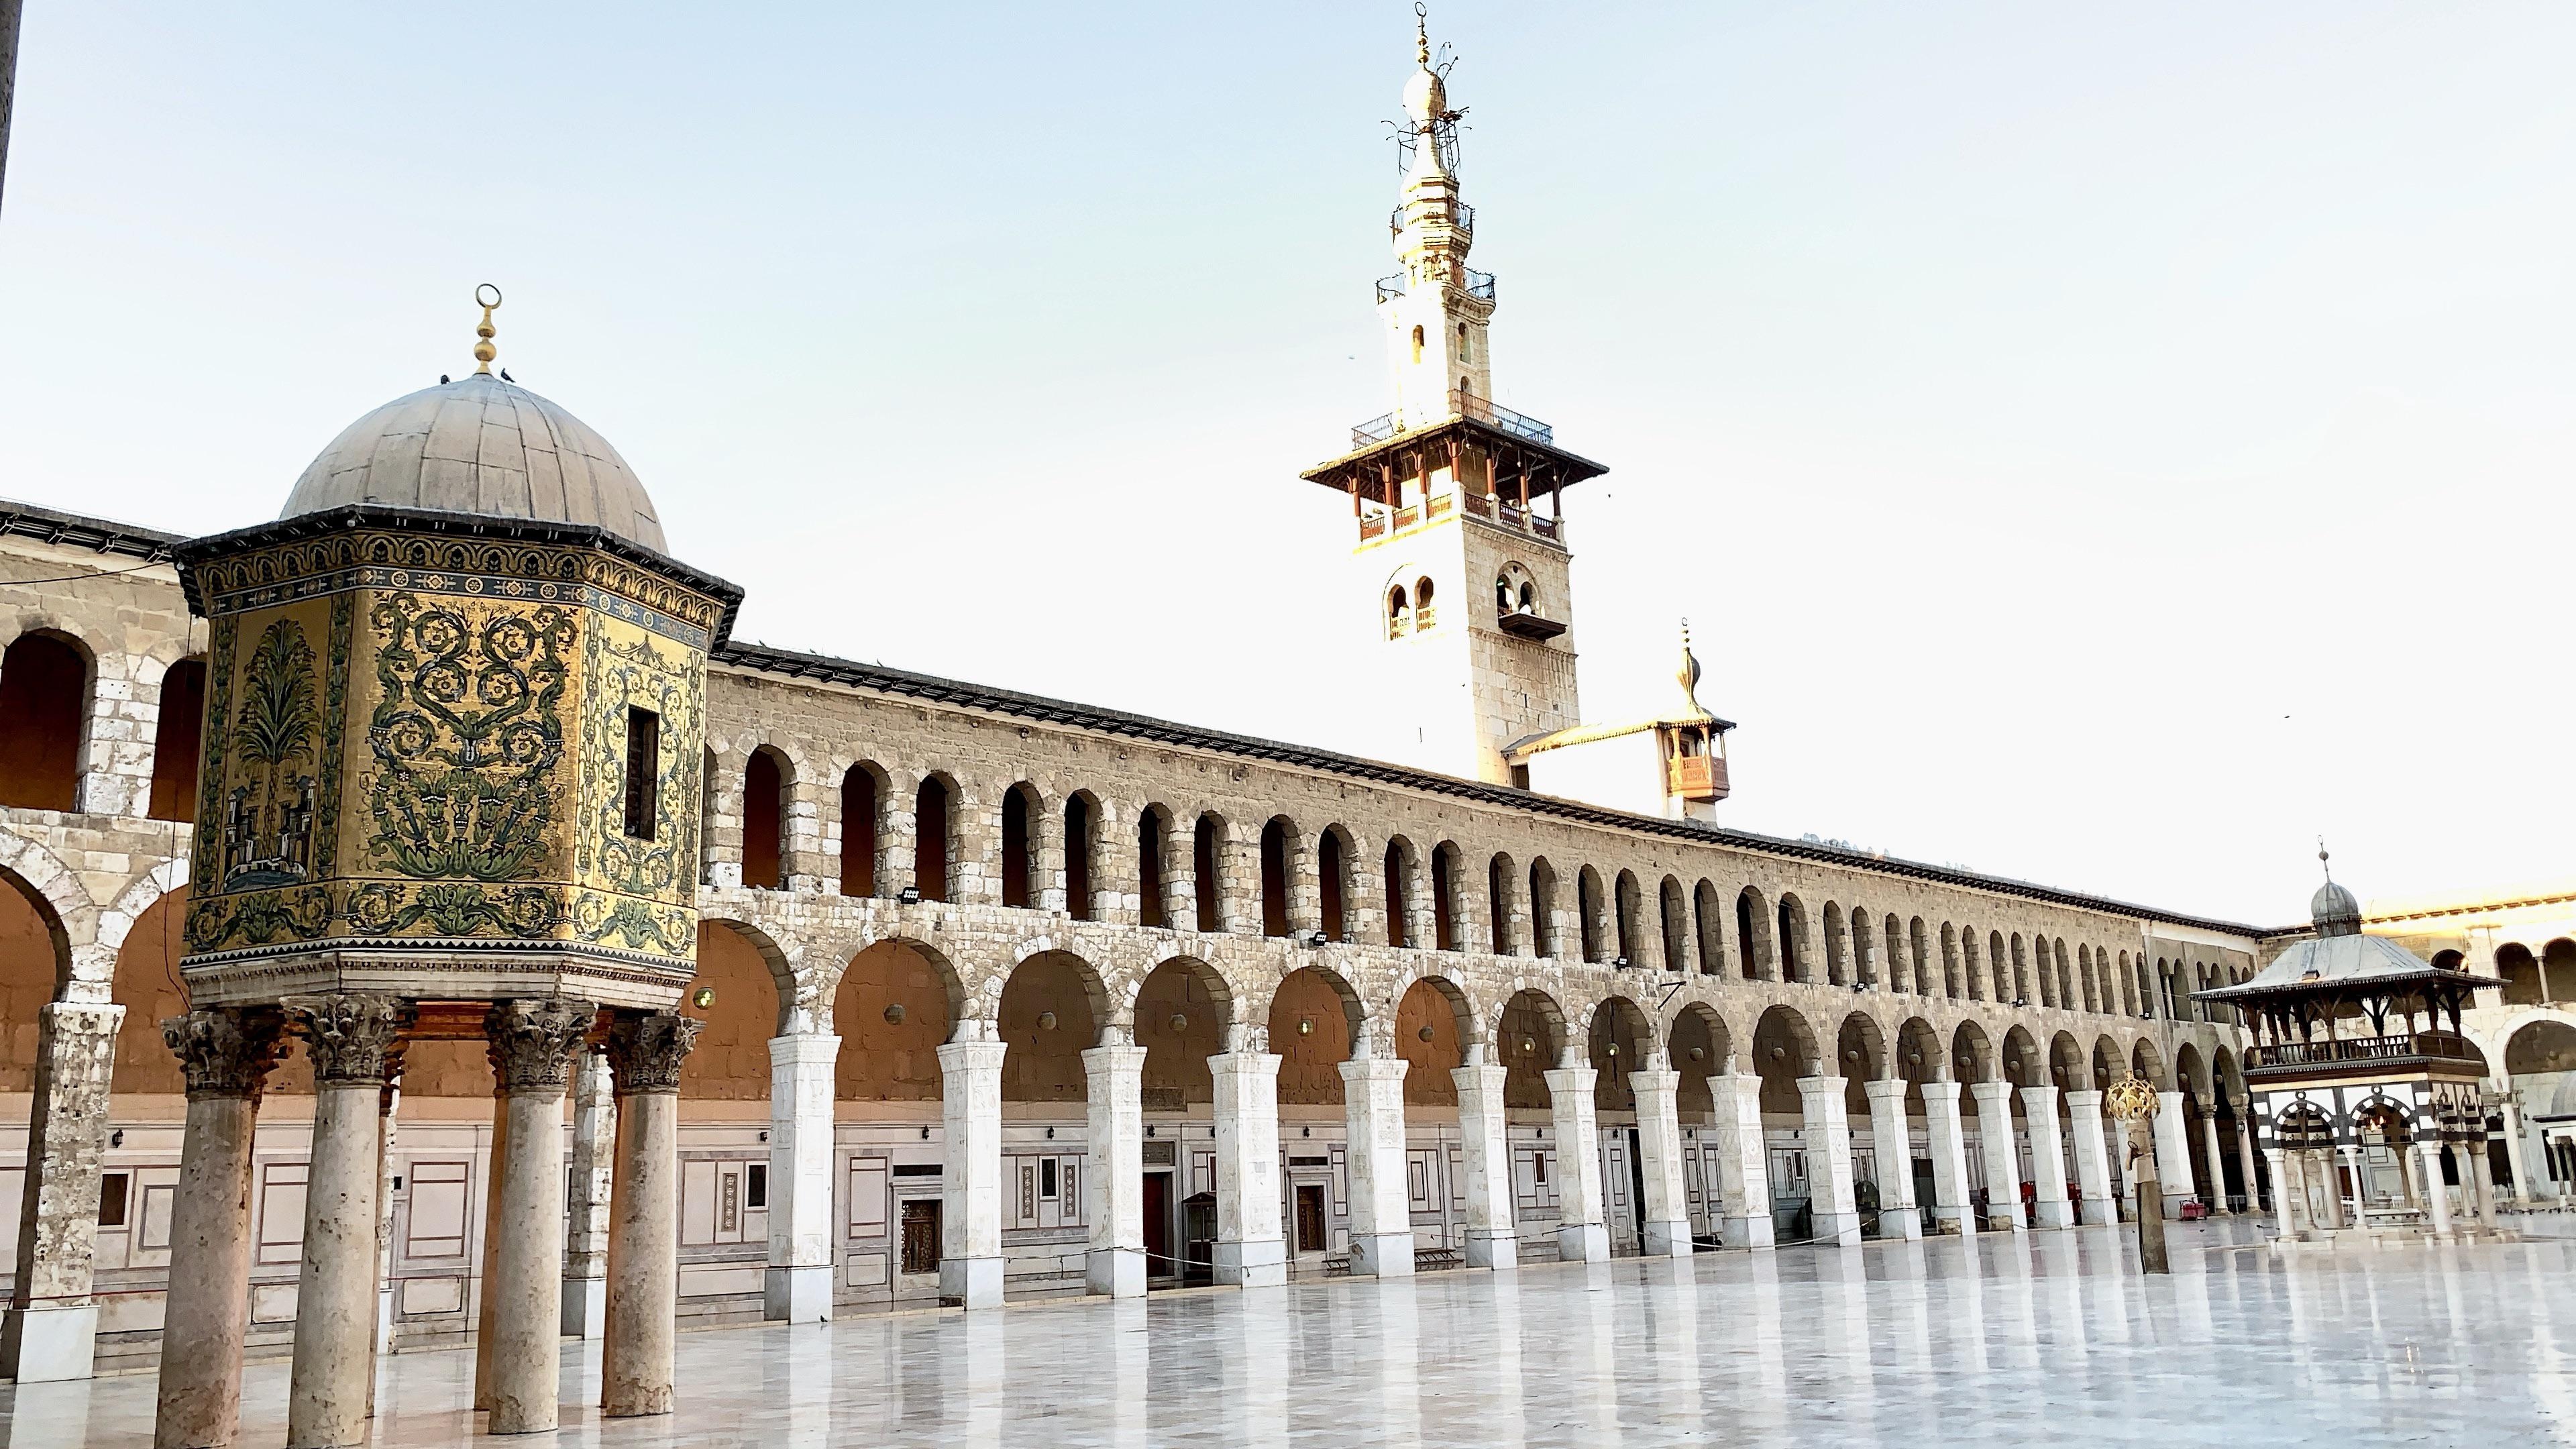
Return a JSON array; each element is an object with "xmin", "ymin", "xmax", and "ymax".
[{"xmin": 7, "ymin": 1219, "xmax": 2569, "ymax": 1448}]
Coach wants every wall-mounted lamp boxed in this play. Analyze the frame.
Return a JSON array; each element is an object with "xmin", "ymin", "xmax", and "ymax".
[
  {"xmin": 1417, "ymin": 1025, "xmax": 1435, "ymax": 1042},
  {"xmin": 1768, "ymin": 1045, "xmax": 1785, "ymax": 1060},
  {"xmin": 1037, "ymin": 1011, "xmax": 1057, "ymax": 1031},
  {"xmin": 896, "ymin": 885, "xmax": 922, "ymax": 905},
  {"xmin": 692, "ymin": 987, "xmax": 716, "ymax": 1010},
  {"xmin": 920, "ymin": 1126, "xmax": 931, "ymax": 1140},
  {"xmin": 1520, "ymin": 1036, "xmax": 1536, "ymax": 1055},
  {"xmin": 1687, "ymin": 1046, "xmax": 1705, "ymax": 1061},
  {"xmin": 1297, "ymin": 1018, "xmax": 1314, "ymax": 1036},
  {"xmin": 1046, "ymin": 1126, "xmax": 1055, "ymax": 1140},
  {"xmin": 884, "ymin": 1004, "xmax": 907, "ymax": 1026},
  {"xmin": 1301, "ymin": 1126, "xmax": 1311, "ymax": 1138},
  {"xmin": 1611, "ymin": 956, "xmax": 1630, "ymax": 969},
  {"xmin": 1169, "ymin": 1012, "xmax": 1189, "ymax": 1034},
  {"xmin": 1146, "ymin": 1125, "xmax": 1157, "ymax": 1138},
  {"xmin": 109, "ymin": 1129, "xmax": 123, "ymax": 1148},
  {"xmin": 1307, "ymin": 930, "xmax": 1330, "ymax": 948},
  {"xmin": 759, "ymin": 1130, "xmax": 769, "ymax": 1143},
  {"xmin": 1605, "ymin": 1043, "xmax": 1619, "ymax": 1057}
]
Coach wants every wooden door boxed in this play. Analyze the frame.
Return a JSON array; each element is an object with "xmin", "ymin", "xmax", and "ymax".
[
  {"xmin": 1142, "ymin": 1171, "xmax": 1172, "ymax": 1271},
  {"xmin": 1295, "ymin": 1183, "xmax": 1328, "ymax": 1251},
  {"xmin": 900, "ymin": 1199, "xmax": 941, "ymax": 1275}
]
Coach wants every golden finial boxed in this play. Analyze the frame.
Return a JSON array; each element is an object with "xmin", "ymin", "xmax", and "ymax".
[
  {"xmin": 1415, "ymin": 3, "xmax": 1431, "ymax": 67},
  {"xmin": 472, "ymin": 282, "xmax": 503, "ymax": 375},
  {"xmin": 1677, "ymin": 618, "xmax": 1703, "ymax": 706}
]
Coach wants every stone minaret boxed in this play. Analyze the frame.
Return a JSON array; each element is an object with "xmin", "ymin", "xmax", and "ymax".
[{"xmin": 1298, "ymin": 11, "xmax": 1604, "ymax": 785}]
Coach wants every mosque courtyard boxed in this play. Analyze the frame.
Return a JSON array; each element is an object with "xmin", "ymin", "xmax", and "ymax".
[{"xmin": 5, "ymin": 1221, "xmax": 2564, "ymax": 1448}]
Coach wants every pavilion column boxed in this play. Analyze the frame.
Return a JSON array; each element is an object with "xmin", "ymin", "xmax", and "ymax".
[
  {"xmin": 1861, "ymin": 1079, "xmax": 1921, "ymax": 1240},
  {"xmin": 1630, "ymin": 1061, "xmax": 1691, "ymax": 1256},
  {"xmin": 1, "ymin": 1001, "xmax": 123, "ymax": 1385},
  {"xmin": 1208, "ymin": 1047, "xmax": 1286, "ymax": 1286},
  {"xmin": 1969, "ymin": 1080, "xmax": 2025, "ymax": 1232},
  {"xmin": 1797, "ymin": 1075, "xmax": 1862, "ymax": 1246},
  {"xmin": 936, "ymin": 1036, "xmax": 1008, "ymax": 1309},
  {"xmin": 1338, "ymin": 1053, "xmax": 1414, "ymax": 1277},
  {"xmin": 2021, "ymin": 1086, "xmax": 2074, "ymax": 1228},
  {"xmin": 561, "ymin": 1049, "xmax": 614, "ymax": 1338},
  {"xmin": 370, "ymin": 1082, "xmax": 399, "ymax": 1411},
  {"xmin": 602, "ymin": 1012, "xmax": 697, "ymax": 1417},
  {"xmin": 2200, "ymin": 1110, "xmax": 2231, "ymax": 1212},
  {"xmin": 284, "ymin": 994, "xmax": 412, "ymax": 1449},
  {"xmin": 1083, "ymin": 1040, "xmax": 1148, "ymax": 1297},
  {"xmin": 1543, "ymin": 1063, "xmax": 1609, "ymax": 1263},
  {"xmin": 2469, "ymin": 1141, "xmax": 2499, "ymax": 1227},
  {"xmin": 2234, "ymin": 1102, "xmax": 2264, "ymax": 1216},
  {"xmin": 2419, "ymin": 1140, "xmax": 2454, "ymax": 1234},
  {"xmin": 2153, "ymin": 1091, "xmax": 2197, "ymax": 1220},
  {"xmin": 765, "ymin": 1031, "xmax": 840, "ymax": 1322},
  {"xmin": 2501, "ymin": 1094, "xmax": 2539, "ymax": 1203},
  {"xmin": 2065, "ymin": 1089, "xmax": 2116, "ymax": 1226},
  {"xmin": 1921, "ymin": 1079, "xmax": 1972, "ymax": 1234},
  {"xmin": 2339, "ymin": 1143, "xmax": 2365, "ymax": 1226},
  {"xmin": 2265, "ymin": 1149, "xmax": 2296, "ymax": 1234},
  {"xmin": 1450, "ymin": 1057, "xmax": 1519, "ymax": 1269},
  {"xmin": 152, "ymin": 1008, "xmax": 285, "ymax": 1449},
  {"xmin": 481, "ymin": 999, "xmax": 594, "ymax": 1436},
  {"xmin": 1710, "ymin": 1071, "xmax": 1774, "ymax": 1248}
]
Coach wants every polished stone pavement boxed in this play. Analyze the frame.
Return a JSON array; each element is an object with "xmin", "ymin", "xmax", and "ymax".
[{"xmin": 9, "ymin": 1220, "xmax": 2573, "ymax": 1447}]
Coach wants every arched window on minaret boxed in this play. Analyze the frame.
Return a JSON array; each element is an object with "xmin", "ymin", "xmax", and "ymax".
[
  {"xmin": 1457, "ymin": 322, "xmax": 1471, "ymax": 368},
  {"xmin": 1413, "ymin": 576, "xmax": 1435, "ymax": 629},
  {"xmin": 1387, "ymin": 584, "xmax": 1411, "ymax": 639},
  {"xmin": 1411, "ymin": 325, "xmax": 1424, "ymax": 363}
]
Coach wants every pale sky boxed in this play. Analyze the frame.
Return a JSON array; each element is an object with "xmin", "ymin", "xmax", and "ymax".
[{"xmin": 3, "ymin": 3, "xmax": 2571, "ymax": 926}]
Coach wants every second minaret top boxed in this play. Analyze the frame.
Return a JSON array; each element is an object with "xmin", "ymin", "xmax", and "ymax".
[{"xmin": 1383, "ymin": 7, "xmax": 1491, "ymax": 431}]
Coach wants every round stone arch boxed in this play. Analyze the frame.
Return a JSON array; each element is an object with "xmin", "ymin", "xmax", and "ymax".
[
  {"xmin": 682, "ymin": 917, "xmax": 796, "ymax": 1100},
  {"xmin": 2473, "ymin": 1005, "xmax": 2576, "ymax": 1079},
  {"xmin": 1749, "ymin": 1004, "xmax": 1819, "ymax": 1116},
  {"xmin": 996, "ymin": 944, "xmax": 1115, "ymax": 1106},
  {"xmin": 1379, "ymin": 959, "xmax": 1484, "ymax": 1052},
  {"xmin": 1949, "ymin": 1018, "xmax": 1998, "ymax": 1083},
  {"xmin": 1393, "ymin": 972, "xmax": 1479, "ymax": 1106},
  {"xmin": 1263, "ymin": 959, "xmax": 1371, "ymax": 1106},
  {"xmin": 1585, "ymin": 993, "xmax": 1657, "ymax": 1112},
  {"xmin": 1001, "ymin": 936, "xmax": 1119, "ymax": 1039},
  {"xmin": 2000, "ymin": 1024, "xmax": 2045, "ymax": 1088},
  {"xmin": 1494, "ymin": 983, "xmax": 1572, "ymax": 1109},
  {"xmin": 2129, "ymin": 1034, "xmax": 2169, "ymax": 1089},
  {"xmin": 1833, "ymin": 1009, "xmax": 1892, "ymax": 1114},
  {"xmin": 839, "ymin": 926, "xmax": 976, "ymax": 1040},
  {"xmin": 94, "ymin": 854, "xmax": 190, "ymax": 963},
  {"xmin": 2046, "ymin": 1030, "xmax": 2089, "ymax": 1091},
  {"xmin": 1893, "ymin": 1015, "xmax": 1945, "ymax": 1111},
  {"xmin": 2173, "ymin": 1040, "xmax": 2211, "ymax": 1103},
  {"xmin": 1130, "ymin": 952, "xmax": 1234, "ymax": 1108},
  {"xmin": 1666, "ymin": 1001, "xmax": 1734, "ymax": 1120}
]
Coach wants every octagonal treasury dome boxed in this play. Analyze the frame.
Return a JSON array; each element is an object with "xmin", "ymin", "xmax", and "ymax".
[{"xmin": 279, "ymin": 371, "xmax": 665, "ymax": 551}]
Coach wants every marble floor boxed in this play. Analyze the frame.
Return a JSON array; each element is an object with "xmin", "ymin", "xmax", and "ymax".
[{"xmin": 9, "ymin": 1220, "xmax": 2573, "ymax": 1447}]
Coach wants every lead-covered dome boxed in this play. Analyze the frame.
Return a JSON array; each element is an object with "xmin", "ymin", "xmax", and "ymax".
[{"xmin": 280, "ymin": 372, "xmax": 665, "ymax": 551}]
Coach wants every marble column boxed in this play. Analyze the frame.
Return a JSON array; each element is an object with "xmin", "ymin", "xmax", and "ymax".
[
  {"xmin": 937, "ymin": 1037, "xmax": 1008, "ymax": 1309},
  {"xmin": 1968, "ymin": 1081, "xmax": 2025, "ymax": 1231},
  {"xmin": 561, "ymin": 1049, "xmax": 614, "ymax": 1338},
  {"xmin": 2234, "ymin": 1103, "xmax": 2263, "ymax": 1216},
  {"xmin": 2153, "ymin": 1091, "xmax": 2197, "ymax": 1220},
  {"xmin": 1543, "ymin": 1064, "xmax": 1609, "ymax": 1263},
  {"xmin": 1083, "ymin": 1041, "xmax": 1148, "ymax": 1296},
  {"xmin": 1921, "ymin": 1079, "xmax": 1972, "ymax": 1234},
  {"xmin": 1208, "ymin": 1047, "xmax": 1285, "ymax": 1287},
  {"xmin": 1, "ymin": 1001, "xmax": 125, "ymax": 1383},
  {"xmin": 1339, "ymin": 1053, "xmax": 1415, "ymax": 1277},
  {"xmin": 2200, "ymin": 1111, "xmax": 2231, "ymax": 1212},
  {"xmin": 1631, "ymin": 1062, "xmax": 1691, "ymax": 1256},
  {"xmin": 1450, "ymin": 1057, "xmax": 1519, "ymax": 1269},
  {"xmin": 1862, "ymin": 1079, "xmax": 1921, "ymax": 1240},
  {"xmin": 2501, "ymin": 1095, "xmax": 2546, "ymax": 1203},
  {"xmin": 2022, "ymin": 1086, "xmax": 2074, "ymax": 1228},
  {"xmin": 1711, "ymin": 1071, "xmax": 1774, "ymax": 1248},
  {"xmin": 603, "ymin": 1011, "xmax": 698, "ymax": 1418},
  {"xmin": 470, "ymin": 1079, "xmax": 508, "ymax": 1413},
  {"xmin": 1796, "ymin": 1076, "xmax": 1862, "ymax": 1246},
  {"xmin": 370, "ymin": 1083, "xmax": 399, "ymax": 1415},
  {"xmin": 765, "ymin": 1031, "xmax": 840, "ymax": 1322},
  {"xmin": 2065, "ymin": 1089, "xmax": 2115, "ymax": 1226},
  {"xmin": 482, "ymin": 998, "xmax": 594, "ymax": 1436},
  {"xmin": 152, "ymin": 1008, "xmax": 285, "ymax": 1449},
  {"xmin": 2469, "ymin": 1142, "xmax": 2499, "ymax": 1226},
  {"xmin": 2265, "ymin": 1148, "xmax": 2296, "ymax": 1234},
  {"xmin": 284, "ymin": 994, "xmax": 411, "ymax": 1449},
  {"xmin": 2420, "ymin": 1140, "xmax": 2454, "ymax": 1234},
  {"xmin": 2339, "ymin": 1143, "xmax": 2365, "ymax": 1225}
]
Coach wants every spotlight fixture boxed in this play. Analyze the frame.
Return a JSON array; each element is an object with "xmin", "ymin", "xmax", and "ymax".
[
  {"xmin": 896, "ymin": 885, "xmax": 922, "ymax": 905},
  {"xmin": 1611, "ymin": 955, "xmax": 1630, "ymax": 969},
  {"xmin": 1307, "ymin": 930, "xmax": 1330, "ymax": 948}
]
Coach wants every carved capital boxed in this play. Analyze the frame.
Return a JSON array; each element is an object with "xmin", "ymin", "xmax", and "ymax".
[
  {"xmin": 605, "ymin": 1011, "xmax": 701, "ymax": 1095},
  {"xmin": 286, "ymin": 994, "xmax": 413, "ymax": 1086},
  {"xmin": 161, "ymin": 1007, "xmax": 287, "ymax": 1100},
  {"xmin": 485, "ymin": 998, "xmax": 598, "ymax": 1096}
]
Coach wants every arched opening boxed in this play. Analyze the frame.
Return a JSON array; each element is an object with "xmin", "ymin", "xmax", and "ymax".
[
  {"xmin": 1000, "ymin": 783, "xmax": 1038, "ymax": 910},
  {"xmin": 1413, "ymin": 576, "xmax": 1436, "ymax": 629},
  {"xmin": 835, "ymin": 938, "xmax": 959, "ymax": 1101},
  {"xmin": 1693, "ymin": 879, "xmax": 1723, "ymax": 978},
  {"xmin": 700, "ymin": 747, "xmax": 720, "ymax": 884},
  {"xmin": 999, "ymin": 951, "xmax": 1106, "ymax": 1105},
  {"xmin": 1528, "ymin": 858, "xmax": 1558, "ymax": 958},
  {"xmin": 913, "ymin": 775, "xmax": 954, "ymax": 902},
  {"xmin": 1589, "ymin": 997, "xmax": 1652, "ymax": 1113},
  {"xmin": 1823, "ymin": 902, "xmax": 1849, "ymax": 986},
  {"xmin": 1660, "ymin": 877, "xmax": 1688, "ymax": 974},
  {"xmin": 2501, "ymin": 943, "xmax": 2546, "ymax": 1005},
  {"xmin": 1270, "ymin": 967, "xmax": 1364, "ymax": 1108},
  {"xmin": 1260, "ymin": 816, "xmax": 1295, "ymax": 937},
  {"xmin": 147, "ymin": 657, "xmax": 205, "ymax": 823},
  {"xmin": 1498, "ymin": 988, "xmax": 1568, "ymax": 1109},
  {"xmin": 1836, "ymin": 1013, "xmax": 1888, "ymax": 1119},
  {"xmin": 1319, "ymin": 826, "xmax": 1350, "ymax": 942},
  {"xmin": 1410, "ymin": 324, "xmax": 1424, "ymax": 363},
  {"xmin": 1063, "ymin": 792, "xmax": 1097, "ymax": 921},
  {"xmin": 1136, "ymin": 805, "xmax": 1172, "ymax": 929},
  {"xmin": 840, "ymin": 763, "xmax": 883, "ymax": 898},
  {"xmin": 682, "ymin": 922, "xmax": 788, "ymax": 1099},
  {"xmin": 1193, "ymin": 814, "xmax": 1224, "ymax": 931},
  {"xmin": 1488, "ymin": 852, "xmax": 1517, "ymax": 955},
  {"xmin": 742, "ymin": 747, "xmax": 788, "ymax": 890},
  {"xmin": 1578, "ymin": 867, "xmax": 1607, "ymax": 964},
  {"xmin": 2010, "ymin": 934, "xmax": 2032, "ymax": 1006},
  {"xmin": 1397, "ymin": 977, "xmax": 1471, "ymax": 1108},
  {"xmin": 1383, "ymin": 838, "xmax": 1418, "ymax": 949},
  {"xmin": 108, "ymin": 886, "xmax": 189, "ymax": 1096},
  {"xmin": 1431, "ymin": 842, "xmax": 1462, "ymax": 951},
  {"xmin": 1387, "ymin": 585, "xmax": 1412, "ymax": 639},
  {"xmin": 1849, "ymin": 906, "xmax": 1876, "ymax": 988},
  {"xmin": 1136, "ymin": 957, "xmax": 1232, "ymax": 1113},
  {"xmin": 0, "ymin": 632, "xmax": 87, "ymax": 810},
  {"xmin": 1669, "ymin": 1005, "xmax": 1732, "ymax": 1124},
  {"xmin": 1612, "ymin": 871, "xmax": 1642, "ymax": 965},
  {"xmin": 1776, "ymin": 896, "xmax": 1807, "ymax": 983},
  {"xmin": 1735, "ymin": 887, "xmax": 1768, "ymax": 980}
]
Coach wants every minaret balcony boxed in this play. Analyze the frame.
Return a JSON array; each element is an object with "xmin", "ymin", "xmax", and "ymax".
[
  {"xmin": 1375, "ymin": 270, "xmax": 1495, "ymax": 305},
  {"xmin": 2245, "ymin": 1029, "xmax": 2480, "ymax": 1077},
  {"xmin": 1391, "ymin": 202, "xmax": 1476, "ymax": 238}
]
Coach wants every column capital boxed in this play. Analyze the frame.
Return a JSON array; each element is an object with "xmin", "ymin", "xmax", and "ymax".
[
  {"xmin": 1081, "ymin": 1043, "xmax": 1150, "ymax": 1073},
  {"xmin": 1339, "ymin": 1056, "xmax": 1411, "ymax": 1086},
  {"xmin": 162, "ymin": 1006, "xmax": 287, "ymax": 1099},
  {"xmin": 2019, "ymin": 1083, "xmax": 2059, "ymax": 1108},
  {"xmin": 606, "ymin": 1010, "xmax": 701, "ymax": 1094},
  {"xmin": 1207, "ymin": 1049, "xmax": 1283, "ymax": 1077},
  {"xmin": 1542, "ymin": 1065, "xmax": 1597, "ymax": 1093},
  {"xmin": 286, "ymin": 994, "xmax": 413, "ymax": 1086},
  {"xmin": 1862, "ymin": 1076, "xmax": 1910, "ymax": 1103},
  {"xmin": 1921, "ymin": 1077, "xmax": 1965, "ymax": 1102},
  {"xmin": 2063, "ymin": 1088, "xmax": 2104, "ymax": 1108},
  {"xmin": 1627, "ymin": 1067, "xmax": 1681, "ymax": 1095},
  {"xmin": 1797, "ymin": 1073, "xmax": 1847, "ymax": 1094},
  {"xmin": 488, "ymin": 998, "xmax": 598, "ymax": 1096},
  {"xmin": 1968, "ymin": 1078, "xmax": 2018, "ymax": 1106},
  {"xmin": 936, "ymin": 1038, "xmax": 1008, "ymax": 1073}
]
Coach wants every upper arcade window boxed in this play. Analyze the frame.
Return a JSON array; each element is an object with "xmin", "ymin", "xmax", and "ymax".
[
  {"xmin": 1387, "ymin": 585, "xmax": 1411, "ymax": 639},
  {"xmin": 622, "ymin": 707, "xmax": 660, "ymax": 841},
  {"xmin": 1413, "ymin": 576, "xmax": 1436, "ymax": 629}
]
